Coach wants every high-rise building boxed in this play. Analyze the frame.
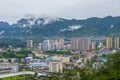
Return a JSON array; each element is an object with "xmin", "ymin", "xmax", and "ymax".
[
  {"xmin": 114, "ymin": 37, "xmax": 119, "ymax": 49},
  {"xmin": 71, "ymin": 37, "xmax": 91, "ymax": 51},
  {"xmin": 106, "ymin": 37, "xmax": 112, "ymax": 49},
  {"xmin": 49, "ymin": 60, "xmax": 63, "ymax": 73},
  {"xmin": 50, "ymin": 44, "xmax": 56, "ymax": 50},
  {"xmin": 71, "ymin": 37, "xmax": 79, "ymax": 50},
  {"xmin": 98, "ymin": 42, "xmax": 103, "ymax": 48},
  {"xmin": 27, "ymin": 40, "xmax": 33, "ymax": 48},
  {"xmin": 91, "ymin": 42, "xmax": 96, "ymax": 49},
  {"xmin": 40, "ymin": 38, "xmax": 66, "ymax": 51},
  {"xmin": 42, "ymin": 39, "xmax": 57, "ymax": 51},
  {"xmin": 56, "ymin": 38, "xmax": 65, "ymax": 50},
  {"xmin": 43, "ymin": 40, "xmax": 50, "ymax": 51},
  {"xmin": 38, "ymin": 43, "xmax": 43, "ymax": 50}
]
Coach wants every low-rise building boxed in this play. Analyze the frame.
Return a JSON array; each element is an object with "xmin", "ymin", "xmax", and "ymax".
[
  {"xmin": 29, "ymin": 62, "xmax": 48, "ymax": 69},
  {"xmin": 60, "ymin": 56, "xmax": 72, "ymax": 63},
  {"xmin": 0, "ymin": 63, "xmax": 19, "ymax": 74},
  {"xmin": 49, "ymin": 60, "xmax": 63, "ymax": 73},
  {"xmin": 76, "ymin": 58, "xmax": 85, "ymax": 68},
  {"xmin": 93, "ymin": 62, "xmax": 103, "ymax": 69},
  {"xmin": 63, "ymin": 63, "xmax": 74, "ymax": 70}
]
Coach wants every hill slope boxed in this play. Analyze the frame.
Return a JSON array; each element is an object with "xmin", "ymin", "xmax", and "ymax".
[{"xmin": 0, "ymin": 16, "xmax": 120, "ymax": 39}]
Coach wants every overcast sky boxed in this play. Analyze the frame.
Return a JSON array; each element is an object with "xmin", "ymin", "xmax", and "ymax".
[{"xmin": 0, "ymin": 0, "xmax": 120, "ymax": 24}]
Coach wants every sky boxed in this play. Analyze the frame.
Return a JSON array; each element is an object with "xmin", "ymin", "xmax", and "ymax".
[{"xmin": 0, "ymin": 0, "xmax": 120, "ymax": 24}]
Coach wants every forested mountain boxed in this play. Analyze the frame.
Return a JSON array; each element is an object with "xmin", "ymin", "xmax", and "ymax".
[{"xmin": 0, "ymin": 16, "xmax": 120, "ymax": 39}]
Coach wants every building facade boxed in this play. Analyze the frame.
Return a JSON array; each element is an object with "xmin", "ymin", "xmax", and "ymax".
[
  {"xmin": 0, "ymin": 63, "xmax": 19, "ymax": 74},
  {"xmin": 27, "ymin": 40, "xmax": 33, "ymax": 48},
  {"xmin": 106, "ymin": 37, "xmax": 112, "ymax": 49},
  {"xmin": 71, "ymin": 37, "xmax": 91, "ymax": 51},
  {"xmin": 91, "ymin": 42, "xmax": 96, "ymax": 49},
  {"xmin": 39, "ymin": 38, "xmax": 65, "ymax": 51},
  {"xmin": 114, "ymin": 37, "xmax": 119, "ymax": 49},
  {"xmin": 49, "ymin": 60, "xmax": 63, "ymax": 73}
]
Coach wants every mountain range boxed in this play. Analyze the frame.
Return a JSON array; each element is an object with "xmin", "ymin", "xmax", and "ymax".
[{"xmin": 0, "ymin": 16, "xmax": 120, "ymax": 40}]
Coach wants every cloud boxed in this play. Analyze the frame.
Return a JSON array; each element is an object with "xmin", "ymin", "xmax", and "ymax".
[
  {"xmin": 60, "ymin": 25, "xmax": 82, "ymax": 32},
  {"xmin": 0, "ymin": 0, "xmax": 120, "ymax": 24}
]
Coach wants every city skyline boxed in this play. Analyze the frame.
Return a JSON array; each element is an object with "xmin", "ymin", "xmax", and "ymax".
[{"xmin": 0, "ymin": 0, "xmax": 120, "ymax": 79}]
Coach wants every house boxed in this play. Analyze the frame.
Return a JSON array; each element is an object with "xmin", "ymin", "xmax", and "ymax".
[
  {"xmin": 93, "ymin": 62, "xmax": 103, "ymax": 69},
  {"xmin": 63, "ymin": 63, "xmax": 74, "ymax": 70}
]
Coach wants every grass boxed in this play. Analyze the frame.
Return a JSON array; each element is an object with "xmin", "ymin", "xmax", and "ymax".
[{"xmin": 1, "ymin": 74, "xmax": 34, "ymax": 80}]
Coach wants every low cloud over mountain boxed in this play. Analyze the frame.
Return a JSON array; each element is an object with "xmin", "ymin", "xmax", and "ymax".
[{"xmin": 0, "ymin": 16, "xmax": 120, "ymax": 39}]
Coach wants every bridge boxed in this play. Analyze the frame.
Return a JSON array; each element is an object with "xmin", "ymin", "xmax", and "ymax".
[{"xmin": 0, "ymin": 71, "xmax": 35, "ymax": 79}]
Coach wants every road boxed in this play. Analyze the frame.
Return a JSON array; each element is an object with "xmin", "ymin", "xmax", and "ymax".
[
  {"xmin": 0, "ymin": 71, "xmax": 35, "ymax": 79},
  {"xmin": 98, "ymin": 46, "xmax": 105, "ymax": 53},
  {"xmin": 32, "ymin": 50, "xmax": 44, "ymax": 58}
]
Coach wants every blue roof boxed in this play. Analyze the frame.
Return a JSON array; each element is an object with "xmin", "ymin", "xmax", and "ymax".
[{"xmin": 101, "ymin": 57, "xmax": 107, "ymax": 62}]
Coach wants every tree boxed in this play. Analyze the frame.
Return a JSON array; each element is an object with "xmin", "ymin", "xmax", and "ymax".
[
  {"xmin": 63, "ymin": 51, "xmax": 120, "ymax": 80},
  {"xmin": 93, "ymin": 51, "xmax": 120, "ymax": 80}
]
